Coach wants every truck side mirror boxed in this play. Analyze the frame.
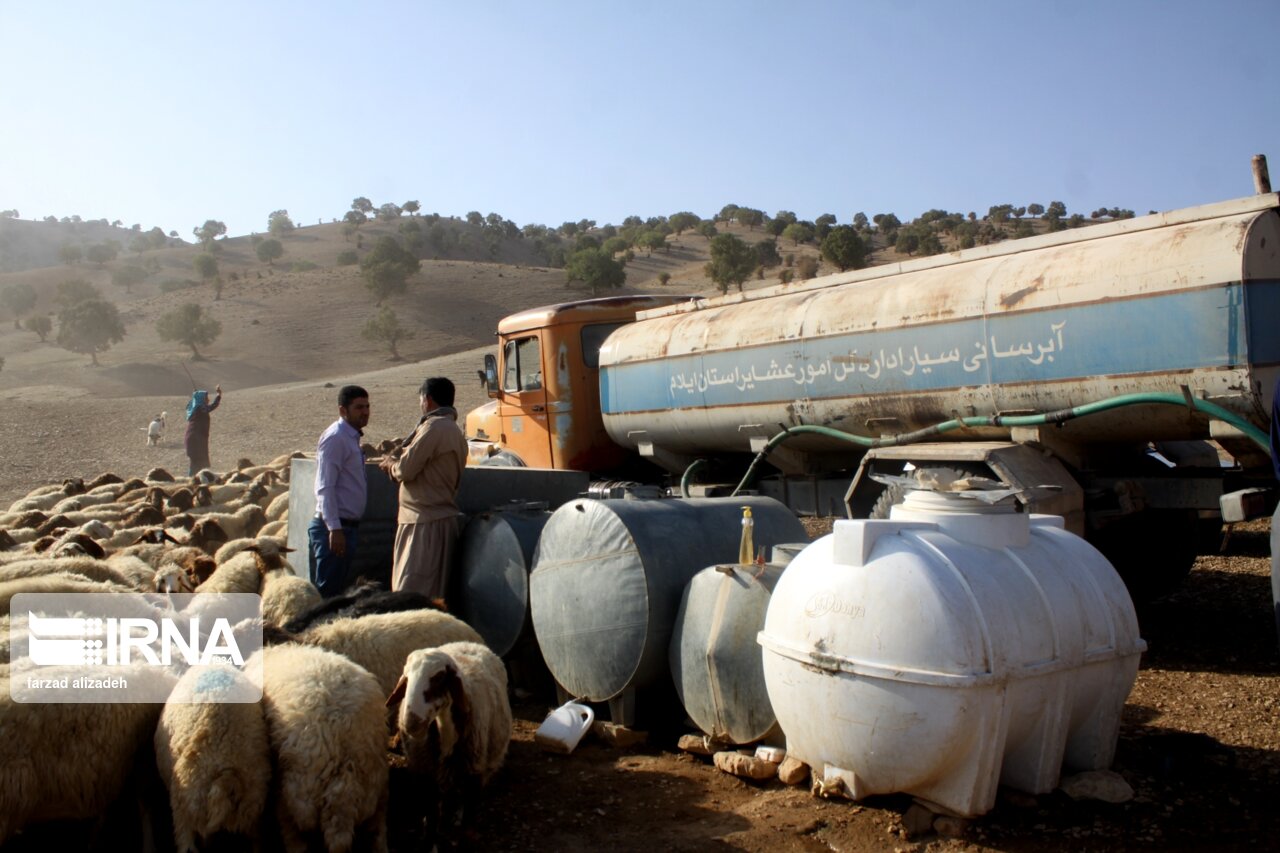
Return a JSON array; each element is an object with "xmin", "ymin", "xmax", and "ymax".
[{"xmin": 483, "ymin": 354, "xmax": 500, "ymax": 398}]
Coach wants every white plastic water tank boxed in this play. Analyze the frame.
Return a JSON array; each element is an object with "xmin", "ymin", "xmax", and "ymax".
[{"xmin": 758, "ymin": 491, "xmax": 1146, "ymax": 817}]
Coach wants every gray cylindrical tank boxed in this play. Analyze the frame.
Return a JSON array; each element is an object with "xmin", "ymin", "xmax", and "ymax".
[
  {"xmin": 530, "ymin": 496, "xmax": 807, "ymax": 703},
  {"xmin": 452, "ymin": 506, "xmax": 551, "ymax": 657},
  {"xmin": 669, "ymin": 544, "xmax": 806, "ymax": 745}
]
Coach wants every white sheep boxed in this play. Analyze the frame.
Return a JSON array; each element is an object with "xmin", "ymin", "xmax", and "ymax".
[
  {"xmin": 196, "ymin": 542, "xmax": 291, "ymax": 595},
  {"xmin": 389, "ymin": 641, "xmax": 512, "ymax": 837},
  {"xmin": 186, "ymin": 504, "xmax": 267, "ymax": 540},
  {"xmin": 213, "ymin": 534, "xmax": 288, "ymax": 565},
  {"xmin": 260, "ymin": 571, "xmax": 322, "ymax": 628},
  {"xmin": 0, "ymin": 663, "xmax": 177, "ymax": 844},
  {"xmin": 0, "ymin": 571, "xmax": 136, "ymax": 611},
  {"xmin": 254, "ymin": 644, "xmax": 389, "ymax": 853},
  {"xmin": 258, "ymin": 519, "xmax": 288, "ymax": 538},
  {"xmin": 298, "ymin": 609, "xmax": 484, "ymax": 695},
  {"xmin": 265, "ymin": 492, "xmax": 291, "ymax": 522},
  {"xmin": 155, "ymin": 665, "xmax": 271, "ymax": 853},
  {"xmin": 0, "ymin": 554, "xmax": 151, "ymax": 590}
]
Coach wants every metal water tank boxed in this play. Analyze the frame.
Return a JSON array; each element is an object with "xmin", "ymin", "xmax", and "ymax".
[
  {"xmin": 530, "ymin": 496, "xmax": 807, "ymax": 721},
  {"xmin": 668, "ymin": 544, "xmax": 806, "ymax": 745},
  {"xmin": 452, "ymin": 505, "xmax": 551, "ymax": 657},
  {"xmin": 758, "ymin": 490, "xmax": 1145, "ymax": 817}
]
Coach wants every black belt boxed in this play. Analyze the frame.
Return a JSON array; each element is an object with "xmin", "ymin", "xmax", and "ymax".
[{"xmin": 317, "ymin": 514, "xmax": 361, "ymax": 528}]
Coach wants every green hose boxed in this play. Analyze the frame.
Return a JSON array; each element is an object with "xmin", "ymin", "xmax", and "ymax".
[
  {"xmin": 680, "ymin": 458, "xmax": 708, "ymax": 498},
  {"xmin": 708, "ymin": 391, "xmax": 1270, "ymax": 497}
]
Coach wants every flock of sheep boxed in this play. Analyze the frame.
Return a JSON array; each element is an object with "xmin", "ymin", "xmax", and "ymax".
[{"xmin": 0, "ymin": 455, "xmax": 513, "ymax": 852}]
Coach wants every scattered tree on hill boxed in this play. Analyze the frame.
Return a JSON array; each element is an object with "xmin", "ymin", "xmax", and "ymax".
[
  {"xmin": 110, "ymin": 265, "xmax": 147, "ymax": 293},
  {"xmin": 602, "ymin": 236, "xmax": 630, "ymax": 256},
  {"xmin": 402, "ymin": 200, "xmax": 420, "ymax": 216},
  {"xmin": 1027, "ymin": 203, "xmax": 1045, "ymax": 217},
  {"xmin": 795, "ymin": 256, "xmax": 820, "ymax": 281},
  {"xmin": 0, "ymin": 209, "xmax": 17, "ymax": 219},
  {"xmin": 820, "ymin": 226, "xmax": 867, "ymax": 271},
  {"xmin": 565, "ymin": 247, "xmax": 626, "ymax": 295},
  {"xmin": 268, "ymin": 210, "xmax": 295, "ymax": 237},
  {"xmin": 256, "ymin": 238, "xmax": 284, "ymax": 266},
  {"xmin": 343, "ymin": 210, "xmax": 367, "ymax": 230},
  {"xmin": 852, "ymin": 212, "xmax": 869, "ymax": 231},
  {"xmin": 668, "ymin": 212, "xmax": 699, "ymax": 235},
  {"xmin": 377, "ymin": 203, "xmax": 402, "ymax": 221},
  {"xmin": 58, "ymin": 244, "xmax": 82, "ymax": 265},
  {"xmin": 57, "ymin": 298, "xmax": 124, "ymax": 365},
  {"xmin": 754, "ymin": 238, "xmax": 782, "ymax": 269},
  {"xmin": 705, "ymin": 233, "xmax": 756, "ymax": 293},
  {"xmin": 2, "ymin": 283, "xmax": 36, "ymax": 328},
  {"xmin": 658, "ymin": 272, "xmax": 671, "ymax": 286},
  {"xmin": 85, "ymin": 241, "xmax": 119, "ymax": 267},
  {"xmin": 361, "ymin": 306, "xmax": 414, "ymax": 360},
  {"xmin": 360, "ymin": 236, "xmax": 421, "ymax": 305},
  {"xmin": 815, "ymin": 213, "xmax": 837, "ymax": 241},
  {"xmin": 56, "ymin": 279, "xmax": 101, "ymax": 306},
  {"xmin": 697, "ymin": 220, "xmax": 718, "ymax": 239},
  {"xmin": 638, "ymin": 231, "xmax": 667, "ymax": 255},
  {"xmin": 1046, "ymin": 201, "xmax": 1067, "ymax": 218},
  {"xmin": 894, "ymin": 230, "xmax": 920, "ymax": 255},
  {"xmin": 873, "ymin": 213, "xmax": 901, "ymax": 239},
  {"xmin": 156, "ymin": 303, "xmax": 221, "ymax": 359},
  {"xmin": 25, "ymin": 314, "xmax": 52, "ymax": 342},
  {"xmin": 352, "ymin": 197, "xmax": 373, "ymax": 216},
  {"xmin": 558, "ymin": 220, "xmax": 578, "ymax": 237},
  {"xmin": 192, "ymin": 219, "xmax": 227, "ymax": 250},
  {"xmin": 917, "ymin": 232, "xmax": 944, "ymax": 256},
  {"xmin": 193, "ymin": 253, "xmax": 219, "ymax": 285},
  {"xmin": 736, "ymin": 208, "xmax": 765, "ymax": 230},
  {"xmin": 129, "ymin": 235, "xmax": 150, "ymax": 256},
  {"xmin": 782, "ymin": 222, "xmax": 815, "ymax": 246}
]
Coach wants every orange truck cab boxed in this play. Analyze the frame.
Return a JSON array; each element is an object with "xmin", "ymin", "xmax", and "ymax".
[{"xmin": 466, "ymin": 295, "xmax": 692, "ymax": 472}]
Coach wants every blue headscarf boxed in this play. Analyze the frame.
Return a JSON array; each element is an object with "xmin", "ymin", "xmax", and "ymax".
[{"xmin": 186, "ymin": 390, "xmax": 208, "ymax": 421}]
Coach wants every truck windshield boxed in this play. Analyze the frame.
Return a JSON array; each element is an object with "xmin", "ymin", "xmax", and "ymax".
[
  {"xmin": 503, "ymin": 336, "xmax": 542, "ymax": 391},
  {"xmin": 581, "ymin": 323, "xmax": 625, "ymax": 369}
]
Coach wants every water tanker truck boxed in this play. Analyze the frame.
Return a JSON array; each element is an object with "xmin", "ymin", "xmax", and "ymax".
[{"xmin": 466, "ymin": 185, "xmax": 1279, "ymax": 603}]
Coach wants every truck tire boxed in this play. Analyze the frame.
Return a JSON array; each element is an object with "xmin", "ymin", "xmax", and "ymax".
[{"xmin": 869, "ymin": 464, "xmax": 990, "ymax": 520}]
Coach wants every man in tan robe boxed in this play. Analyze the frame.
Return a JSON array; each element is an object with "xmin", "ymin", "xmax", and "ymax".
[{"xmin": 380, "ymin": 376, "xmax": 468, "ymax": 599}]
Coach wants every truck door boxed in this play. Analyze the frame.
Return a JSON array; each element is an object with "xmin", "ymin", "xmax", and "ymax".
[{"xmin": 498, "ymin": 334, "xmax": 552, "ymax": 467}]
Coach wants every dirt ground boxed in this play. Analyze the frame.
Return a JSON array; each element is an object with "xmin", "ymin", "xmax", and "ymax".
[{"xmin": 440, "ymin": 517, "xmax": 1277, "ymax": 853}]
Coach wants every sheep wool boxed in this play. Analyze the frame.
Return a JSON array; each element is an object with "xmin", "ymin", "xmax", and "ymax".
[
  {"xmin": 396, "ymin": 641, "xmax": 512, "ymax": 789},
  {"xmin": 299, "ymin": 609, "xmax": 483, "ymax": 695},
  {"xmin": 155, "ymin": 665, "xmax": 271, "ymax": 853},
  {"xmin": 260, "ymin": 572, "xmax": 322, "ymax": 628},
  {"xmin": 255, "ymin": 644, "xmax": 389, "ymax": 853},
  {"xmin": 0, "ymin": 663, "xmax": 177, "ymax": 844}
]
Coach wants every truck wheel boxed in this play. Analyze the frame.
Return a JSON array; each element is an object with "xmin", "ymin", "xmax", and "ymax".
[
  {"xmin": 869, "ymin": 464, "xmax": 990, "ymax": 519},
  {"xmin": 1090, "ymin": 509, "xmax": 1198, "ymax": 603}
]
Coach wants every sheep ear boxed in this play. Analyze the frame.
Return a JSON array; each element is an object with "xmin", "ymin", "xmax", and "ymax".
[
  {"xmin": 280, "ymin": 545, "xmax": 296, "ymax": 553},
  {"xmin": 386, "ymin": 675, "xmax": 408, "ymax": 708},
  {"xmin": 163, "ymin": 530, "xmax": 181, "ymax": 544}
]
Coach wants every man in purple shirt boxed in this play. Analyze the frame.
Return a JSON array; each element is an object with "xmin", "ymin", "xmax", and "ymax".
[{"xmin": 309, "ymin": 385, "xmax": 371, "ymax": 597}]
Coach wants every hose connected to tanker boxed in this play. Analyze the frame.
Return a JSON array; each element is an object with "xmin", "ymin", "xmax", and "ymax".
[{"xmin": 673, "ymin": 391, "xmax": 1270, "ymax": 499}]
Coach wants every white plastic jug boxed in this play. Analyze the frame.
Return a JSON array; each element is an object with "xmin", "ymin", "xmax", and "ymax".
[{"xmin": 535, "ymin": 701, "xmax": 595, "ymax": 754}]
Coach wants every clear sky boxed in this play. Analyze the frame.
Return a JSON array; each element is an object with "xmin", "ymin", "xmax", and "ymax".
[{"xmin": 1, "ymin": 1, "xmax": 1277, "ymax": 238}]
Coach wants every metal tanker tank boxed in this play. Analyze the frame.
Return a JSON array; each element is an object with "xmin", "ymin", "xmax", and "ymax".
[
  {"xmin": 529, "ymin": 496, "xmax": 807, "ymax": 725},
  {"xmin": 757, "ymin": 489, "xmax": 1146, "ymax": 817},
  {"xmin": 451, "ymin": 505, "xmax": 551, "ymax": 657},
  {"xmin": 598, "ymin": 196, "xmax": 1280, "ymax": 462},
  {"xmin": 668, "ymin": 543, "xmax": 805, "ymax": 746}
]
